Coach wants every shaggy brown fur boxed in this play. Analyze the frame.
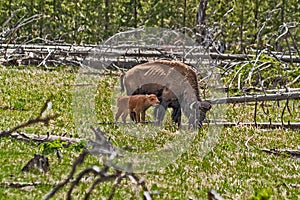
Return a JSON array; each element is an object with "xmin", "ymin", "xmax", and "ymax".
[
  {"xmin": 115, "ymin": 94, "xmax": 159, "ymax": 123},
  {"xmin": 120, "ymin": 60, "xmax": 210, "ymax": 127},
  {"xmin": 121, "ymin": 60, "xmax": 200, "ymax": 100}
]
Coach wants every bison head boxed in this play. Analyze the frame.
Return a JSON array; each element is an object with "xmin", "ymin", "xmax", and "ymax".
[{"xmin": 186, "ymin": 100, "xmax": 212, "ymax": 128}]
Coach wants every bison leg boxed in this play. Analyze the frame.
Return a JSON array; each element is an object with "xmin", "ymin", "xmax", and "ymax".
[
  {"xmin": 154, "ymin": 102, "xmax": 168, "ymax": 126},
  {"xmin": 171, "ymin": 106, "xmax": 181, "ymax": 127}
]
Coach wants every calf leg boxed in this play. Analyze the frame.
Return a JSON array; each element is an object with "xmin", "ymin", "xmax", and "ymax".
[
  {"xmin": 130, "ymin": 111, "xmax": 136, "ymax": 121},
  {"xmin": 115, "ymin": 109, "xmax": 123, "ymax": 122},
  {"xmin": 135, "ymin": 112, "xmax": 141, "ymax": 122},
  {"xmin": 121, "ymin": 112, "xmax": 128, "ymax": 123},
  {"xmin": 141, "ymin": 111, "xmax": 146, "ymax": 122}
]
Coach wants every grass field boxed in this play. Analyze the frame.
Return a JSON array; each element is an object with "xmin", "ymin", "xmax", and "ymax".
[{"xmin": 0, "ymin": 66, "xmax": 299, "ymax": 199}]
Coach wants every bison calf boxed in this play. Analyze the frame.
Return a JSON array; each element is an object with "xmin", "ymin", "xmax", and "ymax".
[{"xmin": 115, "ymin": 94, "xmax": 159, "ymax": 123}]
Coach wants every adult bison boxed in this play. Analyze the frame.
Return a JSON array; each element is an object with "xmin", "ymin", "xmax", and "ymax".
[{"xmin": 120, "ymin": 60, "xmax": 211, "ymax": 128}]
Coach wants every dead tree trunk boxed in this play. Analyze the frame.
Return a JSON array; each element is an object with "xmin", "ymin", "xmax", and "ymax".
[{"xmin": 196, "ymin": 0, "xmax": 208, "ymax": 44}]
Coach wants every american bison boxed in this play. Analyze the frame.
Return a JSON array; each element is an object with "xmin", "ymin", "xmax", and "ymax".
[
  {"xmin": 115, "ymin": 94, "xmax": 159, "ymax": 123},
  {"xmin": 120, "ymin": 60, "xmax": 211, "ymax": 128}
]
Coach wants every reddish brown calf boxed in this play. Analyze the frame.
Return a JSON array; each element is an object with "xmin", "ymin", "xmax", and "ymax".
[{"xmin": 115, "ymin": 94, "xmax": 159, "ymax": 123}]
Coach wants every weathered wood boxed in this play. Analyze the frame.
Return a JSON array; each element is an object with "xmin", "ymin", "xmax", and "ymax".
[
  {"xmin": 0, "ymin": 181, "xmax": 42, "ymax": 188},
  {"xmin": 260, "ymin": 148, "xmax": 300, "ymax": 158},
  {"xmin": 288, "ymin": 184, "xmax": 300, "ymax": 188},
  {"xmin": 209, "ymin": 122, "xmax": 300, "ymax": 130},
  {"xmin": 208, "ymin": 189, "xmax": 224, "ymax": 200},
  {"xmin": 209, "ymin": 52, "xmax": 300, "ymax": 63},
  {"xmin": 1, "ymin": 44, "xmax": 299, "ymax": 65},
  {"xmin": 207, "ymin": 92, "xmax": 300, "ymax": 104},
  {"xmin": 10, "ymin": 132, "xmax": 81, "ymax": 143},
  {"xmin": 209, "ymin": 87, "xmax": 300, "ymax": 93}
]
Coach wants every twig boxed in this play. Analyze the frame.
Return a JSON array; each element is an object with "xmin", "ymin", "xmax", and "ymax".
[
  {"xmin": 260, "ymin": 101, "xmax": 269, "ymax": 116},
  {"xmin": 245, "ymin": 135, "xmax": 255, "ymax": 151},
  {"xmin": 287, "ymin": 27, "xmax": 300, "ymax": 57},
  {"xmin": 45, "ymin": 126, "xmax": 152, "ymax": 199},
  {"xmin": 0, "ymin": 114, "xmax": 58, "ymax": 137},
  {"xmin": 129, "ymin": 173, "xmax": 152, "ymax": 200},
  {"xmin": 108, "ymin": 172, "xmax": 127, "ymax": 200},
  {"xmin": 228, "ymin": 61, "xmax": 250, "ymax": 88},
  {"xmin": 0, "ymin": 98, "xmax": 58, "ymax": 138},
  {"xmin": 37, "ymin": 49, "xmax": 54, "ymax": 67},
  {"xmin": 67, "ymin": 166, "xmax": 110, "ymax": 200},
  {"xmin": 254, "ymin": 99, "xmax": 258, "ymax": 127},
  {"xmin": 287, "ymin": 75, "xmax": 300, "ymax": 87},
  {"xmin": 281, "ymin": 98, "xmax": 289, "ymax": 126},
  {"xmin": 0, "ymin": 181, "xmax": 41, "ymax": 188},
  {"xmin": 83, "ymin": 173, "xmax": 121, "ymax": 200},
  {"xmin": 43, "ymin": 149, "xmax": 89, "ymax": 200}
]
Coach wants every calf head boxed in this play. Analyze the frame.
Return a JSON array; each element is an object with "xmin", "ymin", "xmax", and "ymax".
[{"xmin": 146, "ymin": 94, "xmax": 160, "ymax": 106}]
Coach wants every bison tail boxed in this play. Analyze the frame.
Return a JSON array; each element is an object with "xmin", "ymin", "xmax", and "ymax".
[{"xmin": 120, "ymin": 73, "xmax": 125, "ymax": 93}]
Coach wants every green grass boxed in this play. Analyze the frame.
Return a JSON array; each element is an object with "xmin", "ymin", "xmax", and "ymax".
[{"xmin": 0, "ymin": 66, "xmax": 299, "ymax": 199}]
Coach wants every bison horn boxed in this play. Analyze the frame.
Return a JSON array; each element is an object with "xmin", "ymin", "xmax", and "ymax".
[{"xmin": 189, "ymin": 101, "xmax": 198, "ymax": 110}]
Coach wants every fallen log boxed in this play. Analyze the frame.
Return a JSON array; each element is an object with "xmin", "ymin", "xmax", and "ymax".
[
  {"xmin": 260, "ymin": 148, "xmax": 300, "ymax": 159},
  {"xmin": 0, "ymin": 181, "xmax": 42, "ymax": 188},
  {"xmin": 207, "ymin": 92, "xmax": 300, "ymax": 104},
  {"xmin": 288, "ymin": 184, "xmax": 300, "ymax": 188},
  {"xmin": 207, "ymin": 87, "xmax": 300, "ymax": 93},
  {"xmin": 209, "ymin": 52, "xmax": 300, "ymax": 63},
  {"xmin": 1, "ymin": 44, "xmax": 299, "ymax": 66},
  {"xmin": 208, "ymin": 122, "xmax": 300, "ymax": 130},
  {"xmin": 9, "ymin": 132, "xmax": 82, "ymax": 144}
]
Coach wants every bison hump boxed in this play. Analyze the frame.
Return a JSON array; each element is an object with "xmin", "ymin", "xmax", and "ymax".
[{"xmin": 144, "ymin": 65, "xmax": 168, "ymax": 77}]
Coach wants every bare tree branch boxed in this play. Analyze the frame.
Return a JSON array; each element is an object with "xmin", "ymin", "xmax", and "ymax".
[
  {"xmin": 0, "ymin": 99, "xmax": 58, "ymax": 138},
  {"xmin": 43, "ymin": 150, "xmax": 89, "ymax": 200}
]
